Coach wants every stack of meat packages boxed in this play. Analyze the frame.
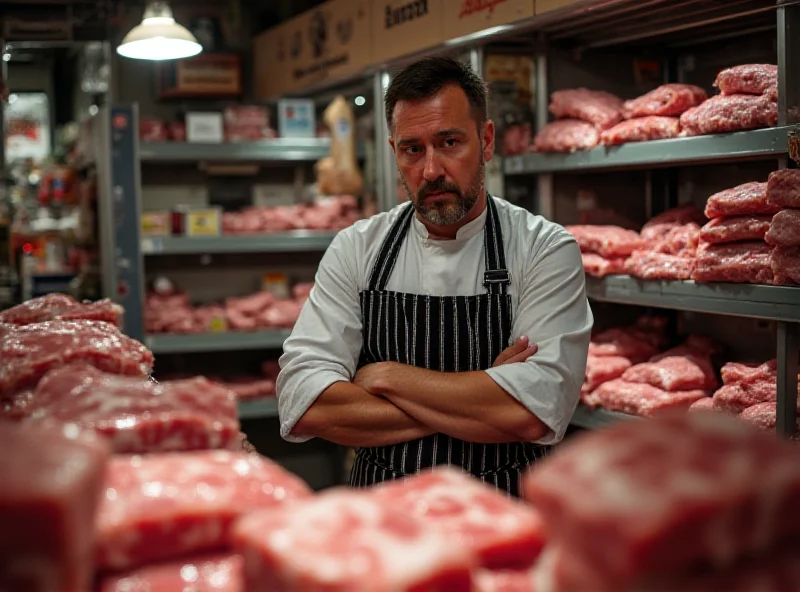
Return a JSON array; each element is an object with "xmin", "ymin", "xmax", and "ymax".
[
  {"xmin": 764, "ymin": 168, "xmax": 800, "ymax": 285},
  {"xmin": 221, "ymin": 195, "xmax": 361, "ymax": 235},
  {"xmin": 582, "ymin": 316, "xmax": 718, "ymax": 417},
  {"xmin": 161, "ymin": 360, "xmax": 281, "ymax": 402}
]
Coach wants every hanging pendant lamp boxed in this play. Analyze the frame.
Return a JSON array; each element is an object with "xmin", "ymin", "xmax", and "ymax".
[{"xmin": 117, "ymin": 1, "xmax": 202, "ymax": 61}]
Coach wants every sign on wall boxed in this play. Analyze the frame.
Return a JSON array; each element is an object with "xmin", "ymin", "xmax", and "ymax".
[
  {"xmin": 371, "ymin": 0, "xmax": 444, "ymax": 65},
  {"xmin": 443, "ymin": 0, "xmax": 534, "ymax": 40}
]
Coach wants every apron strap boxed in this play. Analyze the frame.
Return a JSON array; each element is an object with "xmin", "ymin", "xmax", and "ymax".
[{"xmin": 367, "ymin": 203, "xmax": 415, "ymax": 291}]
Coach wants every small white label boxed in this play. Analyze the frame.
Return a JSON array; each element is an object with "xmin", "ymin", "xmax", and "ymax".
[{"xmin": 186, "ymin": 112, "xmax": 224, "ymax": 143}]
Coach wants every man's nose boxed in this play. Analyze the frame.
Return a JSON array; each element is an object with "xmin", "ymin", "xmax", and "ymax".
[{"xmin": 422, "ymin": 150, "xmax": 445, "ymax": 182}]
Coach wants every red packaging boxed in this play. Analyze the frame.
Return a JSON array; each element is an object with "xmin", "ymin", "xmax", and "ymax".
[
  {"xmin": 168, "ymin": 121, "xmax": 186, "ymax": 142},
  {"xmin": 622, "ymin": 83, "xmax": 707, "ymax": 118},
  {"xmin": 765, "ymin": 209, "xmax": 800, "ymax": 247},
  {"xmin": 139, "ymin": 116, "xmax": 168, "ymax": 143},
  {"xmin": 599, "ymin": 116, "xmax": 680, "ymax": 146}
]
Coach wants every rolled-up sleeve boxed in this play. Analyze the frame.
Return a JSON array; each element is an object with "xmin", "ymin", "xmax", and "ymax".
[
  {"xmin": 277, "ymin": 231, "xmax": 363, "ymax": 442},
  {"xmin": 485, "ymin": 232, "xmax": 593, "ymax": 445}
]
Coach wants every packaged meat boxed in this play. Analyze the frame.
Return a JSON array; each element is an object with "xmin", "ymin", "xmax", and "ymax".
[
  {"xmin": 0, "ymin": 320, "xmax": 154, "ymax": 396},
  {"xmin": 26, "ymin": 364, "xmax": 240, "ymax": 454},
  {"xmin": 692, "ymin": 241, "xmax": 774, "ymax": 284},
  {"xmin": 475, "ymin": 568, "xmax": 537, "ymax": 592},
  {"xmin": 315, "ymin": 96, "xmax": 364, "ymax": 197},
  {"xmin": 712, "ymin": 381, "xmax": 783, "ymax": 416},
  {"xmin": 640, "ymin": 205, "xmax": 707, "ymax": 242},
  {"xmin": 219, "ymin": 377, "xmax": 275, "ymax": 400},
  {"xmin": 503, "ymin": 123, "xmax": 532, "ymax": 156},
  {"xmin": 714, "ymin": 64, "xmax": 778, "ymax": 96},
  {"xmin": 599, "ymin": 116, "xmax": 680, "ymax": 146},
  {"xmin": 583, "ymin": 378, "xmax": 706, "ymax": 416},
  {"xmin": 765, "ymin": 209, "xmax": 800, "ymax": 247},
  {"xmin": 583, "ymin": 354, "xmax": 632, "ymax": 393},
  {"xmin": 703, "ymin": 182, "xmax": 778, "ymax": 219},
  {"xmin": 739, "ymin": 402, "xmax": 799, "ymax": 432},
  {"xmin": 372, "ymin": 468, "xmax": 547, "ymax": 569},
  {"xmin": 95, "ymin": 450, "xmax": 312, "ymax": 570},
  {"xmin": 548, "ymin": 88, "xmax": 624, "ymax": 130},
  {"xmin": 232, "ymin": 489, "xmax": 474, "ymax": 592},
  {"xmin": 0, "ymin": 422, "xmax": 111, "ymax": 592},
  {"xmin": 771, "ymin": 245, "xmax": 800, "ymax": 285},
  {"xmin": 651, "ymin": 223, "xmax": 700, "ymax": 256},
  {"xmin": 720, "ymin": 359, "xmax": 776, "ymax": 385},
  {"xmin": 522, "ymin": 411, "xmax": 800, "ymax": 591},
  {"xmin": 650, "ymin": 334, "xmax": 720, "ymax": 361},
  {"xmin": 259, "ymin": 299, "xmax": 303, "ymax": 328},
  {"xmin": 622, "ymin": 355, "xmax": 718, "ymax": 392},
  {"xmin": 622, "ymin": 84, "xmax": 707, "ymax": 118},
  {"xmin": 531, "ymin": 119, "xmax": 599, "ymax": 153},
  {"xmin": 581, "ymin": 253, "xmax": 627, "ymax": 278},
  {"xmin": 766, "ymin": 168, "xmax": 800, "ymax": 208},
  {"xmin": 97, "ymin": 553, "xmax": 244, "ymax": 592},
  {"xmin": 699, "ymin": 215, "xmax": 773, "ymax": 244},
  {"xmin": 588, "ymin": 328, "xmax": 660, "ymax": 364},
  {"xmin": 564, "ymin": 225, "xmax": 644, "ymax": 258},
  {"xmin": 679, "ymin": 93, "xmax": 777, "ymax": 136},
  {"xmin": 292, "ymin": 282, "xmax": 315, "ymax": 300},
  {"xmin": 688, "ymin": 397, "xmax": 715, "ymax": 412},
  {"xmin": 624, "ymin": 251, "xmax": 695, "ymax": 281},
  {"xmin": 0, "ymin": 293, "xmax": 123, "ymax": 326},
  {"xmin": 225, "ymin": 291, "xmax": 276, "ymax": 317}
]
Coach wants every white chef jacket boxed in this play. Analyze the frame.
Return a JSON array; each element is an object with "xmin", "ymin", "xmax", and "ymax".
[{"xmin": 277, "ymin": 197, "xmax": 593, "ymax": 445}]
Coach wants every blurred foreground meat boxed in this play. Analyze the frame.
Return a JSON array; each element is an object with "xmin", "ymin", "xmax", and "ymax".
[
  {"xmin": 0, "ymin": 293, "xmax": 123, "ymax": 326},
  {"xmin": 97, "ymin": 553, "xmax": 244, "ymax": 592}
]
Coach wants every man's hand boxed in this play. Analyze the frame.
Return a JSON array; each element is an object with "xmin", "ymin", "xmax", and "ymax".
[
  {"xmin": 353, "ymin": 362, "xmax": 392, "ymax": 395},
  {"xmin": 492, "ymin": 336, "xmax": 538, "ymax": 367}
]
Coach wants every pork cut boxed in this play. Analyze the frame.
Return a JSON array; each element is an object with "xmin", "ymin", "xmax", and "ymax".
[
  {"xmin": 26, "ymin": 364, "xmax": 240, "ymax": 453},
  {"xmin": 564, "ymin": 225, "xmax": 644, "ymax": 258},
  {"xmin": 699, "ymin": 215, "xmax": 773, "ymax": 244},
  {"xmin": 767, "ymin": 169, "xmax": 800, "ymax": 208},
  {"xmin": 232, "ymin": 489, "xmax": 474, "ymax": 592},
  {"xmin": 640, "ymin": 205, "xmax": 706, "ymax": 242},
  {"xmin": 580, "ymin": 253, "xmax": 627, "ymax": 278},
  {"xmin": 771, "ymin": 245, "xmax": 800, "ymax": 285},
  {"xmin": 622, "ymin": 84, "xmax": 707, "ymax": 118},
  {"xmin": 622, "ymin": 355, "xmax": 718, "ymax": 392},
  {"xmin": 531, "ymin": 119, "xmax": 599, "ymax": 153},
  {"xmin": 714, "ymin": 64, "xmax": 778, "ymax": 96},
  {"xmin": 0, "ymin": 320, "xmax": 154, "ymax": 396},
  {"xmin": 583, "ymin": 354, "xmax": 633, "ymax": 393},
  {"xmin": 0, "ymin": 422, "xmax": 111, "ymax": 592},
  {"xmin": 703, "ymin": 182, "xmax": 778, "ymax": 219},
  {"xmin": 692, "ymin": 241, "xmax": 774, "ymax": 284},
  {"xmin": 95, "ymin": 450, "xmax": 312, "ymax": 570},
  {"xmin": 587, "ymin": 327, "xmax": 660, "ymax": 364},
  {"xmin": 583, "ymin": 378, "xmax": 706, "ymax": 416},
  {"xmin": 765, "ymin": 209, "xmax": 800, "ymax": 247},
  {"xmin": 599, "ymin": 116, "xmax": 680, "ymax": 146},
  {"xmin": 0, "ymin": 293, "xmax": 123, "ymax": 326},
  {"xmin": 97, "ymin": 553, "xmax": 244, "ymax": 592},
  {"xmin": 372, "ymin": 468, "xmax": 547, "ymax": 569},
  {"xmin": 679, "ymin": 93, "xmax": 777, "ymax": 136},
  {"xmin": 549, "ymin": 88, "xmax": 624, "ymax": 130},
  {"xmin": 624, "ymin": 251, "xmax": 696, "ymax": 281},
  {"xmin": 522, "ymin": 411, "xmax": 800, "ymax": 591}
]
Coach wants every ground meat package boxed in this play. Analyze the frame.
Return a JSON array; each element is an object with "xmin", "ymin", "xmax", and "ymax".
[
  {"xmin": 581, "ymin": 253, "xmax": 627, "ymax": 278},
  {"xmin": 714, "ymin": 64, "xmax": 778, "ymax": 96},
  {"xmin": 692, "ymin": 241, "xmax": 774, "ymax": 284},
  {"xmin": 0, "ymin": 293, "xmax": 123, "ymax": 326},
  {"xmin": 624, "ymin": 251, "xmax": 696, "ymax": 281},
  {"xmin": 679, "ymin": 93, "xmax": 777, "ymax": 136},
  {"xmin": 532, "ymin": 119, "xmax": 599, "ymax": 153},
  {"xmin": 699, "ymin": 215, "xmax": 773, "ymax": 244},
  {"xmin": 588, "ymin": 327, "xmax": 660, "ymax": 364},
  {"xmin": 98, "ymin": 553, "xmax": 244, "ymax": 592},
  {"xmin": 583, "ymin": 354, "xmax": 633, "ymax": 394},
  {"xmin": 599, "ymin": 116, "xmax": 680, "ymax": 146},
  {"xmin": 549, "ymin": 88, "xmax": 624, "ymax": 130},
  {"xmin": 565, "ymin": 225, "xmax": 644, "ymax": 258},
  {"xmin": 767, "ymin": 169, "xmax": 800, "ymax": 208},
  {"xmin": 771, "ymin": 245, "xmax": 800, "ymax": 285},
  {"xmin": 704, "ymin": 182, "xmax": 779, "ymax": 219},
  {"xmin": 739, "ymin": 402, "xmax": 800, "ymax": 432},
  {"xmin": 523, "ymin": 412, "xmax": 800, "ymax": 591},
  {"xmin": 622, "ymin": 354, "xmax": 718, "ymax": 392},
  {"xmin": 583, "ymin": 378, "xmax": 706, "ymax": 416},
  {"xmin": 651, "ymin": 223, "xmax": 701, "ymax": 256},
  {"xmin": 640, "ymin": 205, "xmax": 707, "ymax": 242},
  {"xmin": 622, "ymin": 83, "xmax": 707, "ymax": 118},
  {"xmin": 765, "ymin": 209, "xmax": 800, "ymax": 247}
]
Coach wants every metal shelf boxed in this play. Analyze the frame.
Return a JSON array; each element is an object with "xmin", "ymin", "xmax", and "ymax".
[
  {"xmin": 144, "ymin": 330, "xmax": 291, "ymax": 354},
  {"xmin": 139, "ymin": 138, "xmax": 362, "ymax": 163},
  {"xmin": 238, "ymin": 398, "xmax": 279, "ymax": 420},
  {"xmin": 504, "ymin": 127, "xmax": 793, "ymax": 175},
  {"xmin": 141, "ymin": 231, "xmax": 338, "ymax": 255},
  {"xmin": 585, "ymin": 276, "xmax": 800, "ymax": 322},
  {"xmin": 571, "ymin": 404, "xmax": 639, "ymax": 429}
]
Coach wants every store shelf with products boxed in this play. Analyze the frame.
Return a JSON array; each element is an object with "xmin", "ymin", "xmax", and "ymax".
[
  {"xmin": 238, "ymin": 397, "xmax": 279, "ymax": 420},
  {"xmin": 144, "ymin": 330, "xmax": 291, "ymax": 354},
  {"xmin": 141, "ymin": 231, "xmax": 338, "ymax": 256},
  {"xmin": 571, "ymin": 404, "xmax": 639, "ymax": 430},
  {"xmin": 138, "ymin": 138, "xmax": 365, "ymax": 163}
]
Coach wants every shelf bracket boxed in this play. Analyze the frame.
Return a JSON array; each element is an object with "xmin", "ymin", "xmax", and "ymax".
[{"xmin": 776, "ymin": 322, "xmax": 800, "ymax": 438}]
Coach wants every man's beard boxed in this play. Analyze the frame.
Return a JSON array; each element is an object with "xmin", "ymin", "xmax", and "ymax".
[{"xmin": 402, "ymin": 157, "xmax": 484, "ymax": 227}]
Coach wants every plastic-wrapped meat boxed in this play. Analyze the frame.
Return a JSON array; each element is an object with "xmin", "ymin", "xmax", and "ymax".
[
  {"xmin": 220, "ymin": 377, "xmax": 275, "ymax": 400},
  {"xmin": 692, "ymin": 241, "xmax": 774, "ymax": 284},
  {"xmin": 583, "ymin": 378, "xmax": 706, "ymax": 417},
  {"xmin": 475, "ymin": 568, "xmax": 537, "ymax": 592},
  {"xmin": 549, "ymin": 88, "xmax": 624, "ymax": 130},
  {"xmin": 739, "ymin": 402, "xmax": 799, "ymax": 432},
  {"xmin": 531, "ymin": 119, "xmax": 599, "ymax": 153},
  {"xmin": 581, "ymin": 253, "xmax": 627, "ymax": 278},
  {"xmin": 95, "ymin": 450, "xmax": 312, "ymax": 571},
  {"xmin": 767, "ymin": 168, "xmax": 800, "ymax": 208},
  {"xmin": 503, "ymin": 123, "xmax": 532, "ymax": 156},
  {"xmin": 704, "ymin": 182, "xmax": 778, "ymax": 219},
  {"xmin": 522, "ymin": 411, "xmax": 800, "ymax": 592},
  {"xmin": 622, "ymin": 84, "xmax": 707, "ymax": 118},
  {"xmin": 688, "ymin": 397, "xmax": 715, "ymax": 412},
  {"xmin": 679, "ymin": 93, "xmax": 777, "ymax": 136},
  {"xmin": 765, "ymin": 209, "xmax": 800, "ymax": 247},
  {"xmin": 588, "ymin": 328, "xmax": 660, "ymax": 364},
  {"xmin": 98, "ymin": 553, "xmax": 244, "ymax": 592},
  {"xmin": 622, "ymin": 355, "xmax": 718, "ymax": 392},
  {"xmin": 0, "ymin": 422, "xmax": 111, "ymax": 592},
  {"xmin": 699, "ymin": 215, "xmax": 773, "ymax": 244},
  {"xmin": 771, "ymin": 245, "xmax": 800, "ymax": 285},
  {"xmin": 0, "ymin": 293, "xmax": 123, "ymax": 327},
  {"xmin": 226, "ymin": 308, "xmax": 259, "ymax": 331},
  {"xmin": 232, "ymin": 489, "xmax": 474, "ymax": 592},
  {"xmin": 225, "ymin": 291, "xmax": 276, "ymax": 317},
  {"xmin": 651, "ymin": 223, "xmax": 701, "ymax": 256},
  {"xmin": 714, "ymin": 64, "xmax": 778, "ymax": 96},
  {"xmin": 564, "ymin": 225, "xmax": 644, "ymax": 258},
  {"xmin": 624, "ymin": 251, "xmax": 696, "ymax": 281},
  {"xmin": 259, "ymin": 299, "xmax": 303, "ymax": 328},
  {"xmin": 720, "ymin": 359, "xmax": 776, "ymax": 385},
  {"xmin": 583, "ymin": 354, "xmax": 632, "ymax": 394},
  {"xmin": 599, "ymin": 116, "xmax": 680, "ymax": 146},
  {"xmin": 26, "ymin": 364, "xmax": 240, "ymax": 453}
]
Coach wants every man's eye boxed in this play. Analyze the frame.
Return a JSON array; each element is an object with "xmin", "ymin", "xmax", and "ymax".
[
  {"xmin": 444, "ymin": 138, "xmax": 458, "ymax": 148},
  {"xmin": 403, "ymin": 146, "xmax": 421, "ymax": 155}
]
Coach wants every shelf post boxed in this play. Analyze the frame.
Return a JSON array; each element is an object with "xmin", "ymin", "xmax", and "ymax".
[
  {"xmin": 534, "ymin": 35, "xmax": 554, "ymax": 220},
  {"xmin": 777, "ymin": 2, "xmax": 800, "ymax": 128},
  {"xmin": 469, "ymin": 47, "xmax": 484, "ymax": 78},
  {"xmin": 373, "ymin": 70, "xmax": 397, "ymax": 213},
  {"xmin": 776, "ymin": 322, "xmax": 800, "ymax": 438}
]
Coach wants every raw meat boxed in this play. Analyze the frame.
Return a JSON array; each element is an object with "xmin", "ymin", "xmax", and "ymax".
[
  {"xmin": 583, "ymin": 378, "xmax": 706, "ymax": 417},
  {"xmin": 679, "ymin": 93, "xmax": 777, "ymax": 136},
  {"xmin": 475, "ymin": 568, "xmax": 537, "ymax": 592},
  {"xmin": 0, "ymin": 293, "xmax": 123, "ymax": 326},
  {"xmin": 26, "ymin": 364, "xmax": 240, "ymax": 453},
  {"xmin": 640, "ymin": 206, "xmax": 706, "ymax": 241},
  {"xmin": 372, "ymin": 468, "xmax": 547, "ymax": 569},
  {"xmin": 95, "ymin": 450, "xmax": 312, "ymax": 570},
  {"xmin": 219, "ymin": 377, "xmax": 275, "ymax": 400},
  {"xmin": 292, "ymin": 282, "xmax": 315, "ymax": 300},
  {"xmin": 503, "ymin": 123, "xmax": 532, "ymax": 156},
  {"xmin": 688, "ymin": 397, "xmax": 715, "ymax": 412},
  {"xmin": 225, "ymin": 291, "xmax": 276, "ymax": 317},
  {"xmin": 720, "ymin": 359, "xmax": 776, "ymax": 385},
  {"xmin": 622, "ymin": 355, "xmax": 718, "ymax": 392},
  {"xmin": 651, "ymin": 223, "xmax": 700, "ymax": 256},
  {"xmin": 714, "ymin": 64, "xmax": 778, "ymax": 96},
  {"xmin": 259, "ymin": 299, "xmax": 303, "ymax": 328},
  {"xmin": 564, "ymin": 225, "xmax": 644, "ymax": 258},
  {"xmin": 0, "ymin": 389, "xmax": 34, "ymax": 420},
  {"xmin": 766, "ymin": 169, "xmax": 800, "ymax": 208},
  {"xmin": 231, "ymin": 489, "xmax": 474, "ymax": 592},
  {"xmin": 219, "ymin": 197, "xmax": 361, "ymax": 235},
  {"xmin": 739, "ymin": 402, "xmax": 799, "ymax": 432},
  {"xmin": 771, "ymin": 245, "xmax": 800, "ymax": 285},
  {"xmin": 583, "ymin": 355, "xmax": 633, "ymax": 394},
  {"xmin": 712, "ymin": 381, "xmax": 782, "ymax": 414},
  {"xmin": 588, "ymin": 328, "xmax": 660, "ymax": 364},
  {"xmin": 0, "ymin": 320, "xmax": 154, "ymax": 396},
  {"xmin": 699, "ymin": 215, "xmax": 773, "ymax": 244},
  {"xmin": 522, "ymin": 411, "xmax": 800, "ymax": 591},
  {"xmin": 599, "ymin": 116, "xmax": 680, "ymax": 146},
  {"xmin": 97, "ymin": 553, "xmax": 244, "ymax": 592},
  {"xmin": 692, "ymin": 241, "xmax": 774, "ymax": 284},
  {"xmin": 624, "ymin": 251, "xmax": 695, "ymax": 281},
  {"xmin": 531, "ymin": 119, "xmax": 599, "ymax": 153},
  {"xmin": 581, "ymin": 253, "xmax": 627, "ymax": 278},
  {"xmin": 765, "ymin": 209, "xmax": 800, "ymax": 247},
  {"xmin": 622, "ymin": 84, "xmax": 707, "ymax": 118},
  {"xmin": 0, "ymin": 422, "xmax": 111, "ymax": 592},
  {"xmin": 703, "ymin": 182, "xmax": 778, "ymax": 219},
  {"xmin": 549, "ymin": 88, "xmax": 624, "ymax": 130}
]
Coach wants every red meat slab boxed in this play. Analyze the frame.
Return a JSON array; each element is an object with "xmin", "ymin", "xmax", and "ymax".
[
  {"xmin": 767, "ymin": 169, "xmax": 800, "ymax": 209},
  {"xmin": 474, "ymin": 568, "xmax": 537, "ymax": 592},
  {"xmin": 549, "ymin": 88, "xmax": 624, "ymax": 130},
  {"xmin": 584, "ymin": 378, "xmax": 706, "ymax": 416},
  {"xmin": 564, "ymin": 225, "xmax": 644, "ymax": 258},
  {"xmin": 692, "ymin": 241, "xmax": 774, "ymax": 284},
  {"xmin": 588, "ymin": 328, "xmax": 660, "ymax": 364},
  {"xmin": 720, "ymin": 359, "xmax": 776, "ymax": 385},
  {"xmin": 97, "ymin": 553, "xmax": 244, "ymax": 592},
  {"xmin": 0, "ymin": 293, "xmax": 123, "ymax": 326},
  {"xmin": 622, "ymin": 83, "xmax": 707, "ymax": 118},
  {"xmin": 679, "ymin": 93, "xmax": 777, "ymax": 136},
  {"xmin": 583, "ymin": 354, "xmax": 632, "ymax": 393},
  {"xmin": 650, "ymin": 223, "xmax": 700, "ymax": 256},
  {"xmin": 621, "ymin": 355, "xmax": 718, "ymax": 392},
  {"xmin": 640, "ymin": 205, "xmax": 706, "ymax": 242},
  {"xmin": 599, "ymin": 116, "xmax": 680, "ymax": 146},
  {"xmin": 232, "ymin": 489, "xmax": 474, "ymax": 592},
  {"xmin": 95, "ymin": 450, "xmax": 312, "ymax": 571},
  {"xmin": 700, "ymin": 215, "xmax": 773, "ymax": 244},
  {"xmin": 624, "ymin": 251, "xmax": 696, "ymax": 281},
  {"xmin": 714, "ymin": 64, "xmax": 778, "ymax": 96},
  {"xmin": 580, "ymin": 253, "xmax": 627, "ymax": 278},
  {"xmin": 531, "ymin": 119, "xmax": 599, "ymax": 153},
  {"xmin": 766, "ymin": 209, "xmax": 800, "ymax": 247},
  {"xmin": 703, "ymin": 182, "xmax": 778, "ymax": 219},
  {"xmin": 771, "ymin": 245, "xmax": 800, "ymax": 286},
  {"xmin": 688, "ymin": 397, "xmax": 715, "ymax": 412},
  {"xmin": 0, "ymin": 422, "xmax": 111, "ymax": 592}
]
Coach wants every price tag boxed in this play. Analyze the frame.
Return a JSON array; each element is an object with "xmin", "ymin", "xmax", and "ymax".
[{"xmin": 186, "ymin": 210, "xmax": 221, "ymax": 237}]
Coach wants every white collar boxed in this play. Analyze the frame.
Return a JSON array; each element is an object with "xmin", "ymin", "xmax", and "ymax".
[{"xmin": 410, "ymin": 204, "xmax": 488, "ymax": 242}]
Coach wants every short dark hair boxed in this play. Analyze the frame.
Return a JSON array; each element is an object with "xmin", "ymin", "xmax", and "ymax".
[{"xmin": 384, "ymin": 56, "xmax": 489, "ymax": 130}]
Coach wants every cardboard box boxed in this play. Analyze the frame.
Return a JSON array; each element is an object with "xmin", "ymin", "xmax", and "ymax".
[
  {"xmin": 443, "ymin": 0, "xmax": 533, "ymax": 40},
  {"xmin": 371, "ymin": 0, "xmax": 444, "ymax": 64}
]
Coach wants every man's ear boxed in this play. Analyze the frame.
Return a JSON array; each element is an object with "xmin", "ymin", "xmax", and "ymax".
[
  {"xmin": 482, "ymin": 119, "xmax": 496, "ymax": 162},
  {"xmin": 388, "ymin": 136, "xmax": 396, "ymax": 155}
]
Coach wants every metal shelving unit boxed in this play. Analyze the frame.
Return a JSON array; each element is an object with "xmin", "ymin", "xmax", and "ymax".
[
  {"xmin": 144, "ymin": 330, "xmax": 291, "ymax": 354},
  {"xmin": 139, "ymin": 138, "xmax": 359, "ymax": 163},
  {"xmin": 571, "ymin": 404, "xmax": 638, "ymax": 430},
  {"xmin": 238, "ymin": 398, "xmax": 279, "ymax": 420},
  {"xmin": 141, "ymin": 231, "xmax": 338, "ymax": 256}
]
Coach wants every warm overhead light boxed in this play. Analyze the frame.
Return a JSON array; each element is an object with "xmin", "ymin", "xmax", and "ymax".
[{"xmin": 117, "ymin": 1, "xmax": 202, "ymax": 61}]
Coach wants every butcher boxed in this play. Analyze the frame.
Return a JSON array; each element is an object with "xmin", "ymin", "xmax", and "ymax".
[{"xmin": 277, "ymin": 57, "xmax": 592, "ymax": 495}]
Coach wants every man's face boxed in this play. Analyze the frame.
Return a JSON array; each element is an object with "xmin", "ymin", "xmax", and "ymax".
[{"xmin": 389, "ymin": 85, "xmax": 495, "ymax": 227}]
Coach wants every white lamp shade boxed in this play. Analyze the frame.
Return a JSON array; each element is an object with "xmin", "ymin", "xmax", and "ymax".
[{"xmin": 117, "ymin": 2, "xmax": 202, "ymax": 61}]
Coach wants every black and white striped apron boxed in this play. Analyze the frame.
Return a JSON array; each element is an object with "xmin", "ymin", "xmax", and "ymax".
[{"xmin": 348, "ymin": 196, "xmax": 547, "ymax": 496}]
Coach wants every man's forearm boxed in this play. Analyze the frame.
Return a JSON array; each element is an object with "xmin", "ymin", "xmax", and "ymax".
[{"xmin": 291, "ymin": 381, "xmax": 435, "ymax": 447}]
